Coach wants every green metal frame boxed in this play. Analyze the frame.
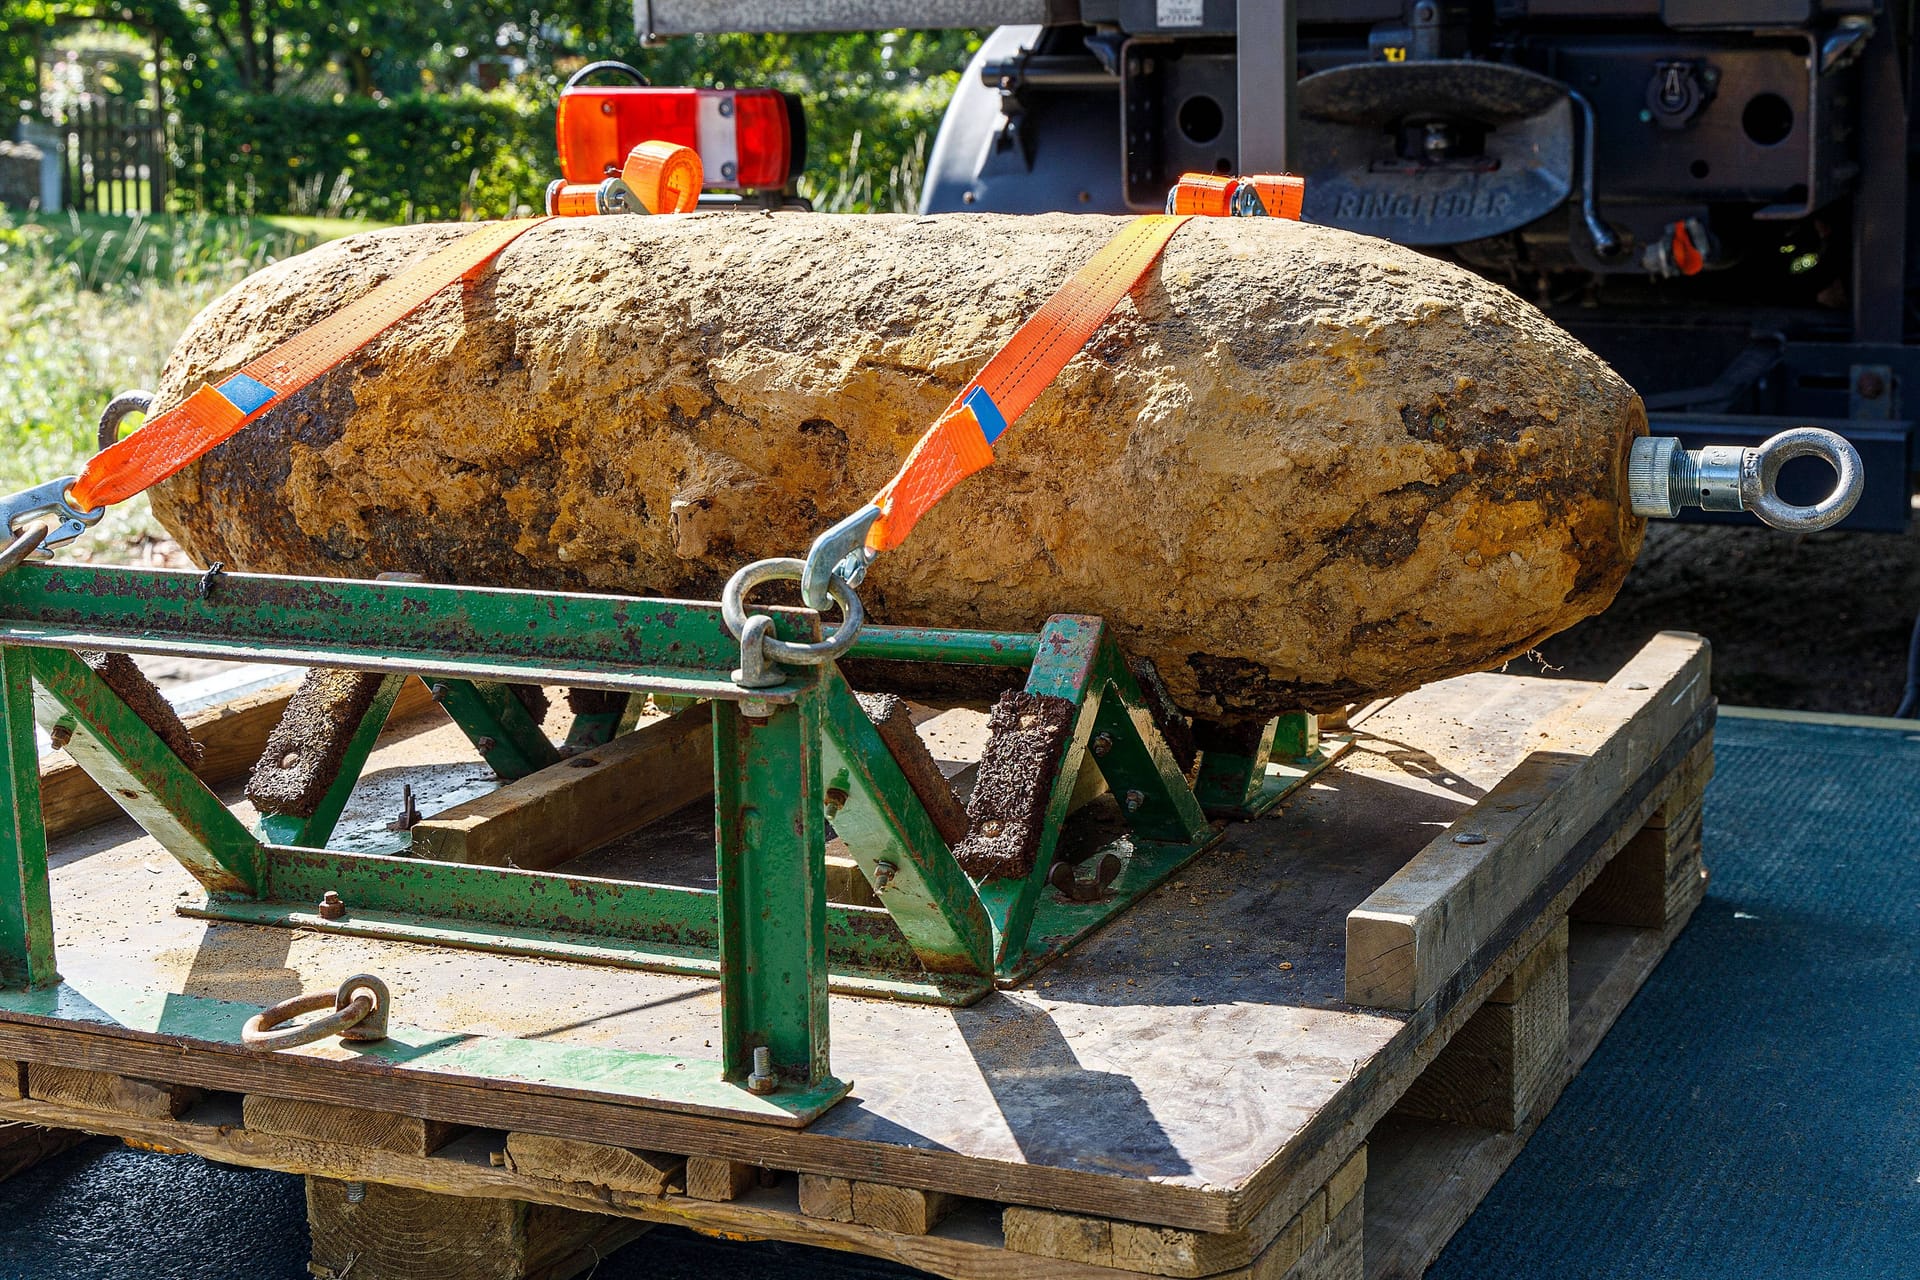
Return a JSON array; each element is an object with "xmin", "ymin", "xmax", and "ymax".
[{"xmin": 0, "ymin": 562, "xmax": 1348, "ymax": 1128}]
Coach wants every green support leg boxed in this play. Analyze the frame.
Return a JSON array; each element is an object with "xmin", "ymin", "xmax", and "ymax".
[
  {"xmin": 259, "ymin": 673, "xmax": 408, "ymax": 848},
  {"xmin": 713, "ymin": 695, "xmax": 836, "ymax": 1091},
  {"xmin": 28, "ymin": 648, "xmax": 266, "ymax": 898},
  {"xmin": 817, "ymin": 669, "xmax": 991, "ymax": 978},
  {"xmin": 429, "ymin": 679, "xmax": 561, "ymax": 780},
  {"xmin": 1085, "ymin": 650, "xmax": 1212, "ymax": 846},
  {"xmin": 1195, "ymin": 713, "xmax": 1323, "ymax": 819},
  {"xmin": 1193, "ymin": 719, "xmax": 1280, "ymax": 816},
  {"xmin": 0, "ymin": 648, "xmax": 56, "ymax": 989},
  {"xmin": 976, "ymin": 615, "xmax": 1110, "ymax": 972}
]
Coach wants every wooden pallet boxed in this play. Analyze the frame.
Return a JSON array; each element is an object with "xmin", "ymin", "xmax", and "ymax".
[{"xmin": 0, "ymin": 633, "xmax": 1713, "ymax": 1280}]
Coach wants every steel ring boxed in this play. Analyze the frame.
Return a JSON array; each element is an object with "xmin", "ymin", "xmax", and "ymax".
[
  {"xmin": 98, "ymin": 390, "xmax": 153, "ymax": 452},
  {"xmin": 0, "ymin": 525, "xmax": 48, "ymax": 575},
  {"xmin": 243, "ymin": 991, "xmax": 373, "ymax": 1050},
  {"xmin": 721, "ymin": 557, "xmax": 865, "ymax": 666},
  {"xmin": 1742, "ymin": 427, "xmax": 1864, "ymax": 532}
]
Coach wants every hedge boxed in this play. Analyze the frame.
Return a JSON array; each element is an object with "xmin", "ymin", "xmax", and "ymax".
[{"xmin": 174, "ymin": 90, "xmax": 553, "ymax": 222}]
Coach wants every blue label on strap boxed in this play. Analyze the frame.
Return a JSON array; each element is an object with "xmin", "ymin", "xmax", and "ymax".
[
  {"xmin": 216, "ymin": 373, "xmax": 278, "ymax": 416},
  {"xmin": 964, "ymin": 386, "xmax": 1009, "ymax": 444}
]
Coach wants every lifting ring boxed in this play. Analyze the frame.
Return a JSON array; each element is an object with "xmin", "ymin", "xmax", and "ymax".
[
  {"xmin": 242, "ymin": 974, "xmax": 391, "ymax": 1051},
  {"xmin": 721, "ymin": 557, "xmax": 865, "ymax": 689}
]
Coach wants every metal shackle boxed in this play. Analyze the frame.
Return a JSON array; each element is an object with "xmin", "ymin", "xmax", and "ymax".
[{"xmin": 1627, "ymin": 427, "xmax": 1864, "ymax": 532}]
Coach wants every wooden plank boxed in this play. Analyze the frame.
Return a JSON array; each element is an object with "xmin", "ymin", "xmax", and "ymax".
[
  {"xmin": 0, "ymin": 1095, "xmax": 1164, "ymax": 1280},
  {"xmin": 1395, "ymin": 919, "xmax": 1569, "ymax": 1131},
  {"xmin": 243, "ymin": 1093, "xmax": 466, "ymax": 1156},
  {"xmin": 38, "ymin": 675, "xmax": 437, "ymax": 839},
  {"xmin": 685, "ymin": 1154, "xmax": 756, "ymax": 1201},
  {"xmin": 799, "ymin": 1172, "xmax": 957, "ymax": 1233},
  {"xmin": 27, "ymin": 1063, "xmax": 201, "ymax": 1119},
  {"xmin": 0, "ymin": 1059, "xmax": 20, "ymax": 1100},
  {"xmin": 0, "ymin": 1121, "xmax": 86, "ymax": 1182},
  {"xmin": 1229, "ymin": 726, "xmax": 1711, "ymax": 1249},
  {"xmin": 1004, "ymin": 1146, "xmax": 1367, "ymax": 1278},
  {"xmin": 1574, "ymin": 798, "xmax": 1705, "ymax": 930},
  {"xmin": 1362, "ymin": 901, "xmax": 1705, "ymax": 1280},
  {"xmin": 504, "ymin": 1131, "xmax": 686, "ymax": 1197},
  {"xmin": 1347, "ymin": 631, "xmax": 1710, "ymax": 1009},
  {"xmin": 409, "ymin": 706, "xmax": 711, "ymax": 869},
  {"xmin": 307, "ymin": 1176, "xmax": 645, "ymax": 1280}
]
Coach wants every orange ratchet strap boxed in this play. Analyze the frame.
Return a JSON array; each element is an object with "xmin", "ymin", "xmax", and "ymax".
[
  {"xmin": 867, "ymin": 213, "xmax": 1191, "ymax": 552},
  {"xmin": 68, "ymin": 217, "xmax": 549, "ymax": 512},
  {"xmin": 865, "ymin": 171, "xmax": 1305, "ymax": 553}
]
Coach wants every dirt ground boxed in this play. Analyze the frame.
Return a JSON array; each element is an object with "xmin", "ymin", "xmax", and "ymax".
[{"xmin": 1530, "ymin": 517, "xmax": 1920, "ymax": 717}]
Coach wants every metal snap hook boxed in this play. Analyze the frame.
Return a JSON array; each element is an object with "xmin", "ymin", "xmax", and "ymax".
[{"xmin": 721, "ymin": 556, "xmax": 866, "ymax": 689}]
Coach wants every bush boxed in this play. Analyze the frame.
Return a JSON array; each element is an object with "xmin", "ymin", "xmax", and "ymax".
[{"xmin": 174, "ymin": 88, "xmax": 552, "ymax": 222}]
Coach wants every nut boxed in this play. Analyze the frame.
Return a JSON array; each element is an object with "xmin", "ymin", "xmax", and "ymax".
[
  {"xmin": 1124, "ymin": 789, "xmax": 1146, "ymax": 813},
  {"xmin": 1092, "ymin": 732, "xmax": 1114, "ymax": 758},
  {"xmin": 317, "ymin": 890, "xmax": 346, "ymax": 920},
  {"xmin": 871, "ymin": 860, "xmax": 898, "ymax": 892},
  {"xmin": 746, "ymin": 1045, "xmax": 779, "ymax": 1095}
]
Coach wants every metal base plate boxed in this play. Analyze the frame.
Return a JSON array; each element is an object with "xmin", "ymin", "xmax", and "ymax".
[{"xmin": 0, "ymin": 982, "xmax": 851, "ymax": 1127}]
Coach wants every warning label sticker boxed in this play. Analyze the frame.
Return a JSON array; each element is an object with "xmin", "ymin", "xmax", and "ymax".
[{"xmin": 1157, "ymin": 0, "xmax": 1205, "ymax": 27}]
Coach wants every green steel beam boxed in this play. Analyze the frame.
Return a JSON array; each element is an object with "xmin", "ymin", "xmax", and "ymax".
[
  {"xmin": 28, "ymin": 648, "xmax": 266, "ymax": 898},
  {"xmin": 713, "ymin": 696, "xmax": 836, "ymax": 1090},
  {"xmin": 431, "ymin": 679, "xmax": 561, "ymax": 780},
  {"xmin": 0, "ymin": 647, "xmax": 56, "ymax": 990},
  {"xmin": 258, "ymin": 673, "xmax": 408, "ymax": 848},
  {"xmin": 256, "ymin": 844, "xmax": 934, "ymax": 977},
  {"xmin": 817, "ymin": 669, "xmax": 991, "ymax": 977},
  {"xmin": 847, "ymin": 626, "xmax": 1040, "ymax": 667},
  {"xmin": 0, "ymin": 565, "xmax": 820, "ymax": 701}
]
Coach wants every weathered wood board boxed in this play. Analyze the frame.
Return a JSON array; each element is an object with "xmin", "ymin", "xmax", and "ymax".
[{"xmin": 0, "ymin": 635, "xmax": 1706, "ymax": 1252}]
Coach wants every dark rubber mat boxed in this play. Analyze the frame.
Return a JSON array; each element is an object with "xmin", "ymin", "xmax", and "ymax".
[{"xmin": 1430, "ymin": 712, "xmax": 1920, "ymax": 1280}]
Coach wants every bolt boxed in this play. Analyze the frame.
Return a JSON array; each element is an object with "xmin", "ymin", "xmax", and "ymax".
[
  {"xmin": 980, "ymin": 819, "xmax": 1004, "ymax": 838},
  {"xmin": 345, "ymin": 1181, "xmax": 366, "ymax": 1204},
  {"xmin": 474, "ymin": 736, "xmax": 496, "ymax": 755},
  {"xmin": 823, "ymin": 786, "xmax": 850, "ymax": 819},
  {"xmin": 48, "ymin": 724, "xmax": 73, "ymax": 752},
  {"xmin": 1414, "ymin": 1, "xmax": 1437, "ymax": 19},
  {"xmin": 872, "ymin": 860, "xmax": 898, "ymax": 892},
  {"xmin": 1856, "ymin": 370, "xmax": 1887, "ymax": 400},
  {"xmin": 739, "ymin": 697, "xmax": 774, "ymax": 720},
  {"xmin": 1453, "ymin": 832, "xmax": 1488, "ymax": 846},
  {"xmin": 721, "ymin": 161, "xmax": 738, "ymax": 182},
  {"xmin": 746, "ymin": 1045, "xmax": 778, "ymax": 1095},
  {"xmin": 1124, "ymin": 789, "xmax": 1146, "ymax": 813},
  {"xmin": 317, "ymin": 890, "xmax": 346, "ymax": 920},
  {"xmin": 279, "ymin": 751, "xmax": 300, "ymax": 769},
  {"xmin": 429, "ymin": 683, "xmax": 449, "ymax": 702},
  {"xmin": 1092, "ymin": 732, "xmax": 1114, "ymax": 758},
  {"xmin": 718, "ymin": 97, "xmax": 735, "ymax": 117}
]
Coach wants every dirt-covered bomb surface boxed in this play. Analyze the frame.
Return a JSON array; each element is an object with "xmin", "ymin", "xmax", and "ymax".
[{"xmin": 149, "ymin": 212, "xmax": 1645, "ymax": 720}]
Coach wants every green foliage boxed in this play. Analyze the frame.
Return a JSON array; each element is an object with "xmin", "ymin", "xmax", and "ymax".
[
  {"xmin": 174, "ymin": 87, "xmax": 553, "ymax": 221},
  {"xmin": 0, "ymin": 209, "xmax": 359, "ymax": 545},
  {"xmin": 164, "ymin": 31, "xmax": 981, "ymax": 220}
]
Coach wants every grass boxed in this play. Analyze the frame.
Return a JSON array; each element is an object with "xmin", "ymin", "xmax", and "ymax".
[{"xmin": 0, "ymin": 209, "xmax": 377, "ymax": 555}]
